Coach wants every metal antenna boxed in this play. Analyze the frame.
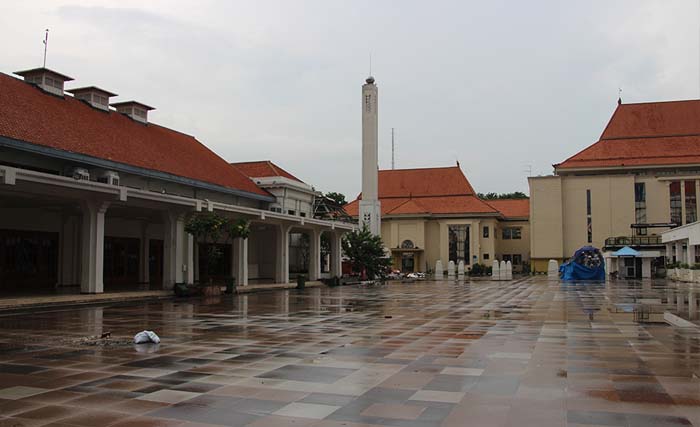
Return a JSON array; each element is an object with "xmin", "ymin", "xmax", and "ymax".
[
  {"xmin": 391, "ymin": 128, "xmax": 395, "ymax": 169},
  {"xmin": 369, "ymin": 53, "xmax": 372, "ymax": 76},
  {"xmin": 42, "ymin": 29, "xmax": 49, "ymax": 68}
]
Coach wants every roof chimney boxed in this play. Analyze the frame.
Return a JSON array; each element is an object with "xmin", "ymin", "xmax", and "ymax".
[
  {"xmin": 14, "ymin": 67, "xmax": 74, "ymax": 97},
  {"xmin": 110, "ymin": 101, "xmax": 155, "ymax": 124},
  {"xmin": 67, "ymin": 86, "xmax": 117, "ymax": 112}
]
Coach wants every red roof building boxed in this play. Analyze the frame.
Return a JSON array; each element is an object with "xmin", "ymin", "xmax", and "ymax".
[
  {"xmin": 529, "ymin": 99, "xmax": 700, "ymax": 274},
  {"xmin": 0, "ymin": 67, "xmax": 353, "ymax": 296},
  {"xmin": 0, "ymin": 72, "xmax": 269, "ymax": 199},
  {"xmin": 231, "ymin": 160, "xmax": 304, "ymax": 183},
  {"xmin": 556, "ymin": 100, "xmax": 700, "ymax": 171},
  {"xmin": 346, "ymin": 166, "xmax": 530, "ymax": 273}
]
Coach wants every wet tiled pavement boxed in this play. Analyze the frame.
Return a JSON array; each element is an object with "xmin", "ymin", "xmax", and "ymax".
[{"xmin": 0, "ymin": 277, "xmax": 699, "ymax": 426}]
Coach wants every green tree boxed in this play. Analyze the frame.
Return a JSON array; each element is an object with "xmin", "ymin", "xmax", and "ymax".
[
  {"xmin": 184, "ymin": 213, "xmax": 250, "ymax": 282},
  {"xmin": 477, "ymin": 191, "xmax": 528, "ymax": 200},
  {"xmin": 324, "ymin": 192, "xmax": 347, "ymax": 206},
  {"xmin": 342, "ymin": 225, "xmax": 391, "ymax": 281}
]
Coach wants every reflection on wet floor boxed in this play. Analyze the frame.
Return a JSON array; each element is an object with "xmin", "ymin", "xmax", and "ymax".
[{"xmin": 0, "ymin": 277, "xmax": 699, "ymax": 426}]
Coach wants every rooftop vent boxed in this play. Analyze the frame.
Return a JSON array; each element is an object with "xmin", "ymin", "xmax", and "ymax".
[
  {"xmin": 66, "ymin": 86, "xmax": 117, "ymax": 112},
  {"xmin": 110, "ymin": 101, "xmax": 155, "ymax": 124},
  {"xmin": 14, "ymin": 67, "xmax": 74, "ymax": 97}
]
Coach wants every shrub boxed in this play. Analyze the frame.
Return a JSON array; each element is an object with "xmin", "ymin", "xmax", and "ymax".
[{"xmin": 680, "ymin": 263, "xmax": 690, "ymax": 269}]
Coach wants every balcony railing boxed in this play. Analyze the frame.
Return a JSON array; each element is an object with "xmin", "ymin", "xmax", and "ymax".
[{"xmin": 604, "ymin": 236, "xmax": 662, "ymax": 247}]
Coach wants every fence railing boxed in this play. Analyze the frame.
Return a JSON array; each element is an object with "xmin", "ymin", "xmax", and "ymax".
[{"xmin": 604, "ymin": 236, "xmax": 662, "ymax": 247}]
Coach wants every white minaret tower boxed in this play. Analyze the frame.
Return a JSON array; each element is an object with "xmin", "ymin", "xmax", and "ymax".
[{"xmin": 359, "ymin": 75, "xmax": 381, "ymax": 236}]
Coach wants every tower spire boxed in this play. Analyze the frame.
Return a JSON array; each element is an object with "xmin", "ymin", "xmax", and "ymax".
[{"xmin": 359, "ymin": 74, "xmax": 381, "ymax": 236}]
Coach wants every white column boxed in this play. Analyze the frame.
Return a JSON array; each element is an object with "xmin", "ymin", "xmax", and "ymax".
[
  {"xmin": 233, "ymin": 237, "xmax": 248, "ymax": 286},
  {"xmin": 276, "ymin": 224, "xmax": 291, "ymax": 284},
  {"xmin": 330, "ymin": 231, "xmax": 343, "ymax": 277},
  {"xmin": 641, "ymin": 258, "xmax": 651, "ymax": 278},
  {"xmin": 80, "ymin": 200, "xmax": 110, "ymax": 294},
  {"xmin": 687, "ymin": 243, "xmax": 695, "ymax": 265},
  {"xmin": 675, "ymin": 242, "xmax": 683, "ymax": 264},
  {"xmin": 163, "ymin": 211, "xmax": 186, "ymax": 290},
  {"xmin": 309, "ymin": 228, "xmax": 321, "ymax": 281},
  {"xmin": 681, "ymin": 180, "xmax": 687, "ymax": 225},
  {"xmin": 140, "ymin": 223, "xmax": 149, "ymax": 284},
  {"xmin": 666, "ymin": 243, "xmax": 673, "ymax": 264}
]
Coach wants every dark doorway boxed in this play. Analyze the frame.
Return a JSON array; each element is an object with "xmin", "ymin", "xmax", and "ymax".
[
  {"xmin": 104, "ymin": 236, "xmax": 140, "ymax": 288},
  {"xmin": 623, "ymin": 257, "xmax": 643, "ymax": 279},
  {"xmin": 401, "ymin": 253, "xmax": 415, "ymax": 273},
  {"xmin": 149, "ymin": 239, "xmax": 163, "ymax": 288},
  {"xmin": 198, "ymin": 243, "xmax": 232, "ymax": 284},
  {"xmin": 0, "ymin": 229, "xmax": 58, "ymax": 293}
]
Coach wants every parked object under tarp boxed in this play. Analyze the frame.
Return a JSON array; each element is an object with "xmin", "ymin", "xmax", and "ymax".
[{"xmin": 559, "ymin": 246, "xmax": 605, "ymax": 281}]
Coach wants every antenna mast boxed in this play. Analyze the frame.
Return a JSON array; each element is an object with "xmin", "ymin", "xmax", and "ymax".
[
  {"xmin": 391, "ymin": 128, "xmax": 395, "ymax": 169},
  {"xmin": 42, "ymin": 29, "xmax": 49, "ymax": 68}
]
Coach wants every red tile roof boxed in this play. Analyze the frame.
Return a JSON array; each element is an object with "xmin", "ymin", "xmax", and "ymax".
[
  {"xmin": 231, "ymin": 160, "xmax": 303, "ymax": 183},
  {"xmin": 484, "ymin": 199, "xmax": 530, "ymax": 219},
  {"xmin": 376, "ymin": 166, "xmax": 476, "ymax": 198},
  {"xmin": 557, "ymin": 100, "xmax": 700, "ymax": 170},
  {"xmin": 0, "ymin": 73, "xmax": 269, "ymax": 197},
  {"xmin": 345, "ymin": 166, "xmax": 498, "ymax": 216}
]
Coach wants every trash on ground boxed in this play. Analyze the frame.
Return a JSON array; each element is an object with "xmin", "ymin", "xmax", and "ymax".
[{"xmin": 133, "ymin": 330, "xmax": 161, "ymax": 344}]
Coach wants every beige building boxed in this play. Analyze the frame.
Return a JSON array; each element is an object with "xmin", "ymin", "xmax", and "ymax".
[
  {"xmin": 346, "ymin": 166, "xmax": 530, "ymax": 273},
  {"xmin": 529, "ymin": 99, "xmax": 700, "ymax": 275}
]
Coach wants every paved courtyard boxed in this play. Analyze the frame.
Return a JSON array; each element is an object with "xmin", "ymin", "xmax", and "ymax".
[{"xmin": 0, "ymin": 277, "xmax": 699, "ymax": 427}]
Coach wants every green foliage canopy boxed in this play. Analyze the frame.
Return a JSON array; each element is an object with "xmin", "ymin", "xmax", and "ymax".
[
  {"xmin": 342, "ymin": 225, "xmax": 391, "ymax": 281},
  {"xmin": 477, "ymin": 191, "xmax": 528, "ymax": 200}
]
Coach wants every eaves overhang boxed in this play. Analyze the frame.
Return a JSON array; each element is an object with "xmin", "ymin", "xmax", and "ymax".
[{"xmin": 0, "ymin": 135, "xmax": 276, "ymax": 203}]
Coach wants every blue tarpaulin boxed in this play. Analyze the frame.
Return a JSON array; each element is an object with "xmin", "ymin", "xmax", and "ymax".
[{"xmin": 559, "ymin": 246, "xmax": 605, "ymax": 281}]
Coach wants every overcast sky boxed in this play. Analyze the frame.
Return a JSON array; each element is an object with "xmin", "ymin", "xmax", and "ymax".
[{"xmin": 1, "ymin": 1, "xmax": 698, "ymax": 199}]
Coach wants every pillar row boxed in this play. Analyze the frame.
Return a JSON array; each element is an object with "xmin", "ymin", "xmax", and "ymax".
[
  {"xmin": 330, "ymin": 231, "xmax": 343, "ymax": 278},
  {"xmin": 276, "ymin": 224, "xmax": 292, "ymax": 284},
  {"xmin": 309, "ymin": 228, "xmax": 321, "ymax": 281},
  {"xmin": 80, "ymin": 200, "xmax": 110, "ymax": 294},
  {"xmin": 163, "ymin": 212, "xmax": 187, "ymax": 290},
  {"xmin": 233, "ymin": 237, "xmax": 248, "ymax": 286}
]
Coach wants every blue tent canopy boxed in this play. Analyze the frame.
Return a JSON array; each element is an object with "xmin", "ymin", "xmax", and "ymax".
[{"xmin": 612, "ymin": 246, "xmax": 640, "ymax": 257}]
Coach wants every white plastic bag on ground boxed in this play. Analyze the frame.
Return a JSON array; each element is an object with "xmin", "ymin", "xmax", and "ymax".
[{"xmin": 133, "ymin": 330, "xmax": 160, "ymax": 344}]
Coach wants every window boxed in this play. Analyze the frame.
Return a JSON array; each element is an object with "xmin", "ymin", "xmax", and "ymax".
[
  {"xmin": 288, "ymin": 210, "xmax": 296, "ymax": 215},
  {"xmin": 483, "ymin": 253, "xmax": 489, "ymax": 260},
  {"xmin": 502, "ymin": 227, "xmax": 521, "ymax": 240},
  {"xmin": 502, "ymin": 254, "xmax": 512, "ymax": 262},
  {"xmin": 483, "ymin": 226, "xmax": 489, "ymax": 238},
  {"xmin": 685, "ymin": 181, "xmax": 696, "ymax": 224},
  {"xmin": 512, "ymin": 254, "xmax": 522, "ymax": 266},
  {"xmin": 448, "ymin": 225, "xmax": 469, "ymax": 264},
  {"xmin": 670, "ymin": 181, "xmax": 682, "ymax": 226},
  {"xmin": 586, "ymin": 189, "xmax": 592, "ymax": 243},
  {"xmin": 270, "ymin": 206, "xmax": 282, "ymax": 213},
  {"xmin": 300, "ymin": 212, "xmax": 306, "ymax": 218},
  {"xmin": 635, "ymin": 182, "xmax": 646, "ymax": 224}
]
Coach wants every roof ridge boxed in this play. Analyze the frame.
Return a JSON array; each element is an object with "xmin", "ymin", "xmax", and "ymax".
[
  {"xmin": 379, "ymin": 165, "xmax": 460, "ymax": 172},
  {"xmin": 602, "ymin": 133, "xmax": 700, "ymax": 140}
]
